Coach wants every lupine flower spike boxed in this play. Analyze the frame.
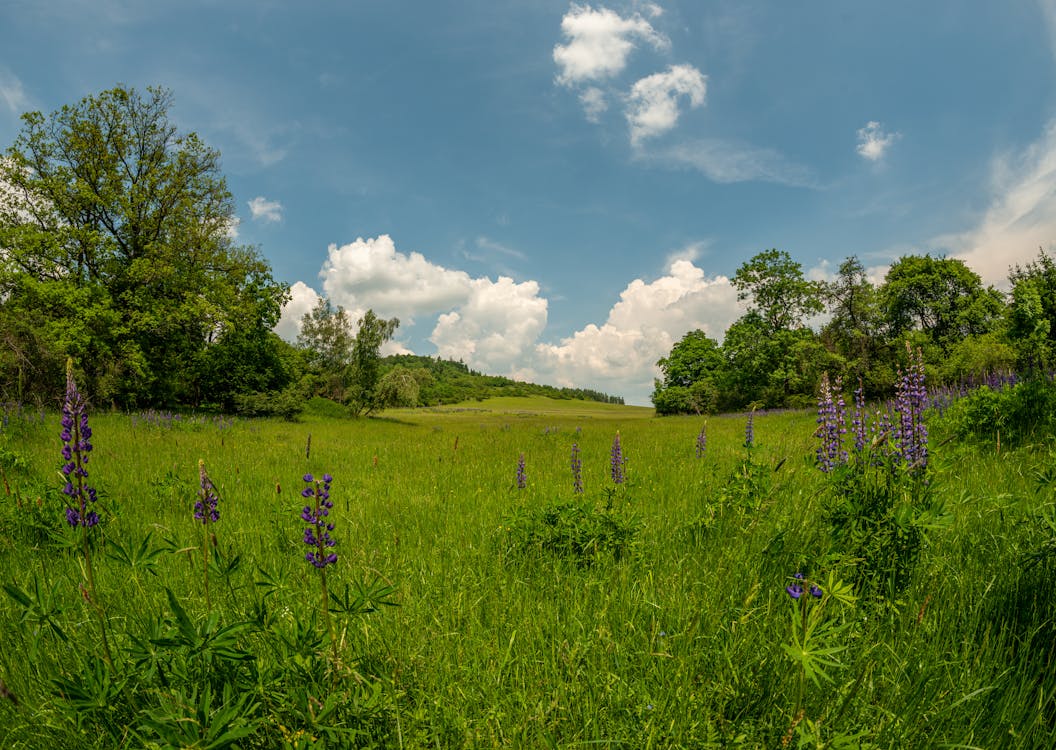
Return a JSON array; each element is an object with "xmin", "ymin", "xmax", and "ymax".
[
  {"xmin": 301, "ymin": 472, "xmax": 338, "ymax": 674},
  {"xmin": 571, "ymin": 443, "xmax": 583, "ymax": 494},
  {"xmin": 610, "ymin": 432, "xmax": 625, "ymax": 485},
  {"xmin": 696, "ymin": 423, "xmax": 707, "ymax": 459},
  {"xmin": 196, "ymin": 460, "xmax": 220, "ymax": 610},
  {"xmin": 516, "ymin": 453, "xmax": 527, "ymax": 489},
  {"xmin": 61, "ymin": 361, "xmax": 98, "ymax": 528},
  {"xmin": 745, "ymin": 410, "xmax": 755, "ymax": 449},
  {"xmin": 815, "ymin": 373, "xmax": 848, "ymax": 473}
]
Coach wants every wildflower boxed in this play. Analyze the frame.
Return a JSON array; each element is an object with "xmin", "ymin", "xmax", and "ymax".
[
  {"xmin": 61, "ymin": 361, "xmax": 99, "ymax": 528},
  {"xmin": 810, "ymin": 585, "xmax": 823, "ymax": 598},
  {"xmin": 696, "ymin": 423, "xmax": 707, "ymax": 458},
  {"xmin": 302, "ymin": 473, "xmax": 337, "ymax": 568},
  {"xmin": 814, "ymin": 373, "xmax": 847, "ymax": 473},
  {"xmin": 745, "ymin": 411, "xmax": 755, "ymax": 449},
  {"xmin": 894, "ymin": 344, "xmax": 928, "ymax": 470},
  {"xmin": 194, "ymin": 459, "xmax": 220, "ymax": 524},
  {"xmin": 852, "ymin": 380, "xmax": 866, "ymax": 454},
  {"xmin": 571, "ymin": 443, "xmax": 583, "ymax": 494},
  {"xmin": 610, "ymin": 432, "xmax": 625, "ymax": 485},
  {"xmin": 786, "ymin": 572, "xmax": 805, "ymax": 599},
  {"xmin": 516, "ymin": 453, "xmax": 527, "ymax": 489}
]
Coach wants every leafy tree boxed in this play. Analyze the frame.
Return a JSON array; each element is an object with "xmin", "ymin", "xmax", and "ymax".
[
  {"xmin": 651, "ymin": 329, "xmax": 723, "ymax": 415},
  {"xmin": 0, "ymin": 85, "xmax": 286, "ymax": 406},
  {"xmin": 732, "ymin": 249, "xmax": 823, "ymax": 333},
  {"xmin": 297, "ymin": 298, "xmax": 355, "ymax": 399},
  {"xmin": 347, "ymin": 310, "xmax": 399, "ymax": 416},
  {"xmin": 1007, "ymin": 249, "xmax": 1056, "ymax": 372},
  {"xmin": 880, "ymin": 254, "xmax": 1004, "ymax": 352}
]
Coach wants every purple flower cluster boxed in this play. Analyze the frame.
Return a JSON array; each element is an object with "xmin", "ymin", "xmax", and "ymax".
[
  {"xmin": 516, "ymin": 453, "xmax": 527, "ymax": 489},
  {"xmin": 194, "ymin": 459, "xmax": 220, "ymax": 524},
  {"xmin": 695, "ymin": 423, "xmax": 707, "ymax": 459},
  {"xmin": 814, "ymin": 373, "xmax": 848, "ymax": 473},
  {"xmin": 610, "ymin": 432, "xmax": 625, "ymax": 485},
  {"xmin": 301, "ymin": 473, "xmax": 337, "ymax": 568},
  {"xmin": 61, "ymin": 364, "xmax": 98, "ymax": 528},
  {"xmin": 571, "ymin": 443, "xmax": 583, "ymax": 494},
  {"xmin": 852, "ymin": 381, "xmax": 867, "ymax": 454},
  {"xmin": 785, "ymin": 572, "xmax": 823, "ymax": 600},
  {"xmin": 894, "ymin": 344, "xmax": 928, "ymax": 470},
  {"xmin": 744, "ymin": 411, "xmax": 755, "ymax": 449}
]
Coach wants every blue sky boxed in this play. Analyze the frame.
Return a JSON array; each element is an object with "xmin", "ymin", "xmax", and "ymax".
[{"xmin": 2, "ymin": 0, "xmax": 1056, "ymax": 404}]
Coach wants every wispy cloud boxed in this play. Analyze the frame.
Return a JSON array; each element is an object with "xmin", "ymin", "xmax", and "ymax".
[
  {"xmin": 476, "ymin": 235, "xmax": 527, "ymax": 260},
  {"xmin": 0, "ymin": 68, "xmax": 28, "ymax": 115},
  {"xmin": 579, "ymin": 86, "xmax": 608, "ymax": 123},
  {"xmin": 553, "ymin": 4, "xmax": 669, "ymax": 87},
  {"xmin": 247, "ymin": 196, "xmax": 283, "ymax": 223},
  {"xmin": 856, "ymin": 121, "xmax": 900, "ymax": 162},
  {"xmin": 642, "ymin": 137, "xmax": 817, "ymax": 187},
  {"xmin": 936, "ymin": 118, "xmax": 1056, "ymax": 286},
  {"xmin": 625, "ymin": 64, "xmax": 706, "ymax": 145}
]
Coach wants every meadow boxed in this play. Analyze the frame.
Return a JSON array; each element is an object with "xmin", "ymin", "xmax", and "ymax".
[{"xmin": 0, "ymin": 394, "xmax": 1054, "ymax": 748}]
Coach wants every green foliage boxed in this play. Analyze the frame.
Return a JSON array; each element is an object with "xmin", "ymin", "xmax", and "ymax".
[
  {"xmin": 0, "ymin": 85, "xmax": 287, "ymax": 407},
  {"xmin": 732, "ymin": 248, "xmax": 824, "ymax": 333},
  {"xmin": 502, "ymin": 499, "xmax": 640, "ymax": 566},
  {"xmin": 1008, "ymin": 249, "xmax": 1056, "ymax": 372},
  {"xmin": 938, "ymin": 377, "xmax": 1056, "ymax": 445},
  {"xmin": 880, "ymin": 253, "xmax": 1004, "ymax": 350}
]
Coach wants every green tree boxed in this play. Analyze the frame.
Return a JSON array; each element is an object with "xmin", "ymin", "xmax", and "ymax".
[
  {"xmin": 0, "ymin": 85, "xmax": 286, "ymax": 406},
  {"xmin": 347, "ymin": 310, "xmax": 400, "ymax": 416},
  {"xmin": 879, "ymin": 254, "xmax": 1004, "ymax": 352},
  {"xmin": 651, "ymin": 329, "xmax": 723, "ymax": 415},
  {"xmin": 732, "ymin": 249, "xmax": 823, "ymax": 334},
  {"xmin": 1007, "ymin": 249, "xmax": 1056, "ymax": 372},
  {"xmin": 297, "ymin": 298, "xmax": 355, "ymax": 400}
]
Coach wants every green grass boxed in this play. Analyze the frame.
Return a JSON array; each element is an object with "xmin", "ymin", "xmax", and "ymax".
[{"xmin": 0, "ymin": 398, "xmax": 1054, "ymax": 748}]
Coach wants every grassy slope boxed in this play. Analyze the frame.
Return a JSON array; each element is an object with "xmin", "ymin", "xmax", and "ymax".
[{"xmin": 0, "ymin": 401, "xmax": 1053, "ymax": 747}]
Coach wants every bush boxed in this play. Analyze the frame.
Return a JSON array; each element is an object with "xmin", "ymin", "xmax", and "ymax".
[{"xmin": 939, "ymin": 377, "xmax": 1056, "ymax": 445}]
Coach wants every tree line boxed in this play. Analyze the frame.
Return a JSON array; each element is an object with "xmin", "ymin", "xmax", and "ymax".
[
  {"xmin": 651, "ymin": 248, "xmax": 1054, "ymax": 414},
  {"xmin": 0, "ymin": 85, "xmax": 623, "ymax": 416}
]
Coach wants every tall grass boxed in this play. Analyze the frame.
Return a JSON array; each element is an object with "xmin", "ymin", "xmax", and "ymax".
[{"xmin": 0, "ymin": 397, "xmax": 1053, "ymax": 748}]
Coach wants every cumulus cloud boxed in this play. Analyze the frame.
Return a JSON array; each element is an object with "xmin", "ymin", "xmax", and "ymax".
[
  {"xmin": 248, "ymin": 196, "xmax": 283, "ymax": 222},
  {"xmin": 321, "ymin": 234, "xmax": 473, "ymax": 321},
  {"xmin": 553, "ymin": 4, "xmax": 669, "ymax": 87},
  {"xmin": 936, "ymin": 119, "xmax": 1056, "ymax": 286},
  {"xmin": 431, "ymin": 276, "xmax": 549, "ymax": 373},
  {"xmin": 535, "ymin": 259, "xmax": 741, "ymax": 402},
  {"xmin": 274, "ymin": 281, "xmax": 321, "ymax": 342},
  {"xmin": 626, "ymin": 64, "xmax": 707, "ymax": 145},
  {"xmin": 856, "ymin": 121, "xmax": 900, "ymax": 162},
  {"xmin": 277, "ymin": 235, "xmax": 748, "ymax": 405}
]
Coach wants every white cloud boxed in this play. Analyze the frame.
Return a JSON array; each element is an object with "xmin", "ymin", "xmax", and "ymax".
[
  {"xmin": 856, "ymin": 121, "xmax": 900, "ymax": 162},
  {"xmin": 247, "ymin": 196, "xmax": 283, "ymax": 223},
  {"xmin": 278, "ymin": 235, "xmax": 748, "ymax": 405},
  {"xmin": 553, "ymin": 4, "xmax": 669, "ymax": 87},
  {"xmin": 430, "ymin": 277, "xmax": 549, "ymax": 373},
  {"xmin": 321, "ymin": 234, "xmax": 473, "ymax": 321},
  {"xmin": 535, "ymin": 259, "xmax": 741, "ymax": 402},
  {"xmin": 626, "ymin": 64, "xmax": 707, "ymax": 145},
  {"xmin": 0, "ymin": 68, "xmax": 28, "ymax": 115},
  {"xmin": 476, "ymin": 235, "xmax": 526, "ymax": 260},
  {"xmin": 936, "ymin": 118, "xmax": 1056, "ymax": 286},
  {"xmin": 644, "ymin": 138, "xmax": 817, "ymax": 187},
  {"xmin": 579, "ymin": 86, "xmax": 608, "ymax": 122},
  {"xmin": 274, "ymin": 281, "xmax": 321, "ymax": 342}
]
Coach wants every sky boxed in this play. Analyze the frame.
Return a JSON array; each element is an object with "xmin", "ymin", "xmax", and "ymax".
[{"xmin": 2, "ymin": 0, "xmax": 1056, "ymax": 404}]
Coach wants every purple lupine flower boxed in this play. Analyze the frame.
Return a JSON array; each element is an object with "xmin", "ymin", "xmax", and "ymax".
[
  {"xmin": 571, "ymin": 443, "xmax": 583, "ymax": 494},
  {"xmin": 852, "ymin": 380, "xmax": 866, "ymax": 455},
  {"xmin": 810, "ymin": 585, "xmax": 823, "ymax": 598},
  {"xmin": 744, "ymin": 411, "xmax": 755, "ymax": 449},
  {"xmin": 610, "ymin": 432, "xmax": 625, "ymax": 485},
  {"xmin": 61, "ymin": 362, "xmax": 99, "ymax": 528},
  {"xmin": 786, "ymin": 583, "xmax": 803, "ymax": 599},
  {"xmin": 302, "ymin": 473, "xmax": 337, "ymax": 568},
  {"xmin": 516, "ymin": 453, "xmax": 527, "ymax": 489},
  {"xmin": 695, "ymin": 423, "xmax": 707, "ymax": 459},
  {"xmin": 814, "ymin": 373, "xmax": 848, "ymax": 473},
  {"xmin": 894, "ymin": 344, "xmax": 928, "ymax": 471},
  {"xmin": 194, "ymin": 459, "xmax": 220, "ymax": 524}
]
